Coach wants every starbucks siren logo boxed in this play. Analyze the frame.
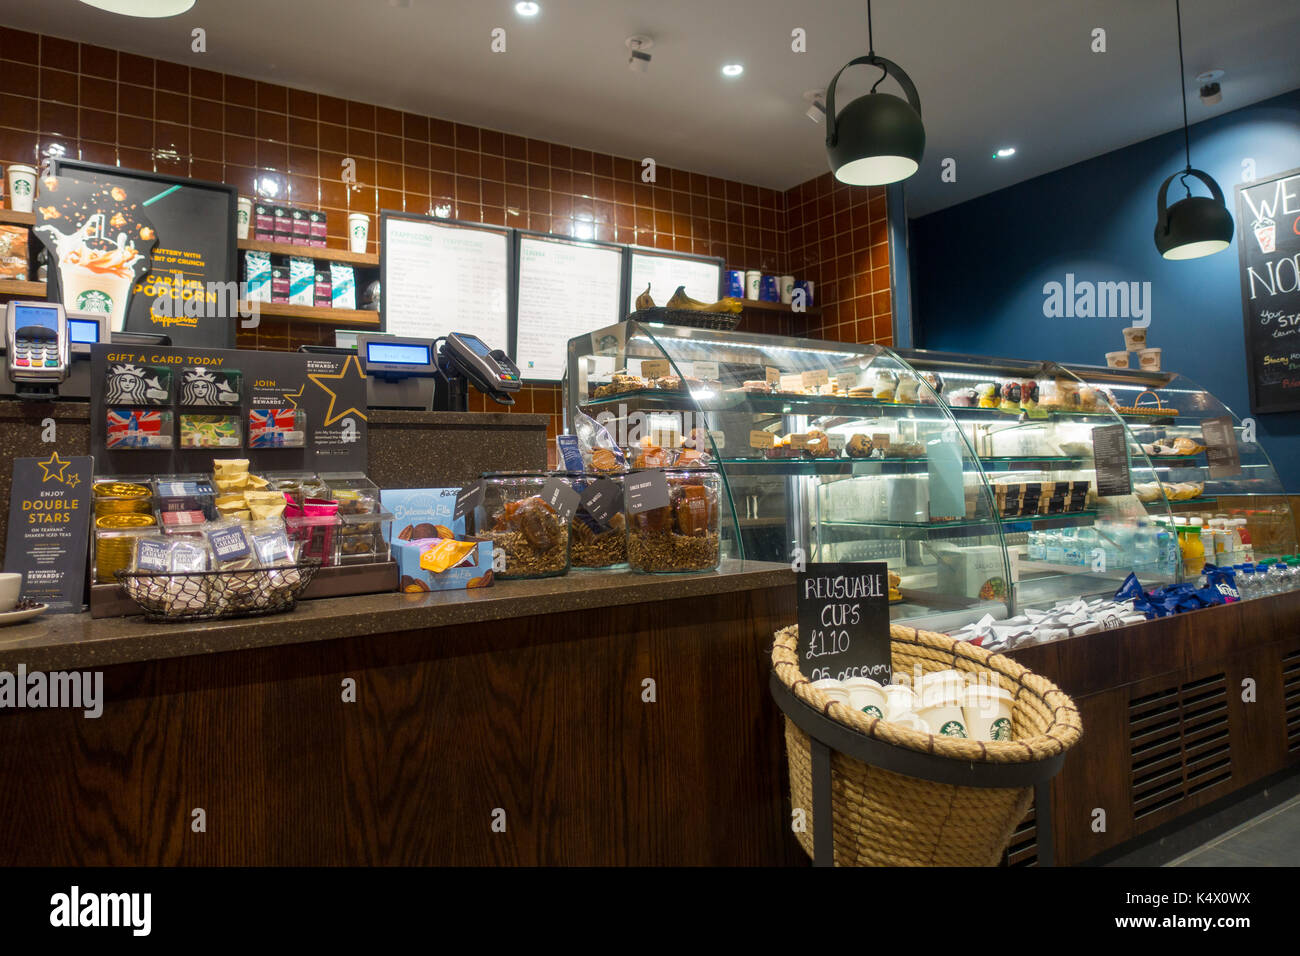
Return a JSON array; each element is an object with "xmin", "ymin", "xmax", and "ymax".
[
  {"xmin": 939, "ymin": 720, "xmax": 968, "ymax": 738},
  {"xmin": 12, "ymin": 178, "xmax": 33, "ymax": 196},
  {"xmin": 861, "ymin": 705, "xmax": 883, "ymax": 718},
  {"xmin": 990, "ymin": 717, "xmax": 1012, "ymax": 742},
  {"xmin": 76, "ymin": 289, "xmax": 113, "ymax": 313}
]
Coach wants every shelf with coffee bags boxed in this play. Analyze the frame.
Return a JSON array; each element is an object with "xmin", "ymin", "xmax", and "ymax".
[{"xmin": 236, "ymin": 238, "xmax": 379, "ymax": 269}]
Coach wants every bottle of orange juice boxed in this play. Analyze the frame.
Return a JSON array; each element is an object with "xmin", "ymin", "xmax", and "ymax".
[{"xmin": 1181, "ymin": 517, "xmax": 1205, "ymax": 576}]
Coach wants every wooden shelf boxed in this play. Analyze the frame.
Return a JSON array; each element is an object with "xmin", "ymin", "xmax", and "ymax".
[
  {"xmin": 239, "ymin": 300, "xmax": 380, "ymax": 327},
  {"xmin": 0, "ymin": 279, "xmax": 46, "ymax": 297},
  {"xmin": 238, "ymin": 238, "xmax": 378, "ymax": 268},
  {"xmin": 0, "ymin": 209, "xmax": 35, "ymax": 227},
  {"xmin": 740, "ymin": 299, "xmax": 820, "ymax": 317}
]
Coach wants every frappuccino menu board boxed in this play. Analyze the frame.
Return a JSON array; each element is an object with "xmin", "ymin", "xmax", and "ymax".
[
  {"xmin": 627, "ymin": 248, "xmax": 723, "ymax": 313},
  {"xmin": 514, "ymin": 233, "xmax": 623, "ymax": 381},
  {"xmin": 89, "ymin": 344, "xmax": 368, "ymax": 473},
  {"xmin": 381, "ymin": 214, "xmax": 511, "ymax": 350},
  {"xmin": 1235, "ymin": 167, "xmax": 1300, "ymax": 414}
]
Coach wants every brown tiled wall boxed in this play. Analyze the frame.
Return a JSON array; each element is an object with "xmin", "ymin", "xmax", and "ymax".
[{"xmin": 0, "ymin": 26, "xmax": 893, "ymax": 449}]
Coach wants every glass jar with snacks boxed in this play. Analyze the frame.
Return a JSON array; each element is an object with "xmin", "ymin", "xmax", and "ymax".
[
  {"xmin": 321, "ymin": 473, "xmax": 392, "ymax": 564},
  {"xmin": 153, "ymin": 474, "xmax": 216, "ymax": 520},
  {"xmin": 566, "ymin": 470, "xmax": 627, "ymax": 570},
  {"xmin": 93, "ymin": 516, "xmax": 157, "ymax": 583},
  {"xmin": 626, "ymin": 466, "xmax": 722, "ymax": 573},
  {"xmin": 471, "ymin": 472, "xmax": 571, "ymax": 579},
  {"xmin": 92, "ymin": 478, "xmax": 154, "ymax": 519}
]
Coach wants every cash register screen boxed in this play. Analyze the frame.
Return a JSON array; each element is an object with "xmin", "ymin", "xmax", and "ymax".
[
  {"xmin": 14, "ymin": 304, "xmax": 60, "ymax": 333},
  {"xmin": 68, "ymin": 318, "xmax": 100, "ymax": 344},
  {"xmin": 366, "ymin": 341, "xmax": 431, "ymax": 366}
]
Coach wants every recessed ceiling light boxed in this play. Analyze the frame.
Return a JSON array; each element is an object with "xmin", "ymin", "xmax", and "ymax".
[
  {"xmin": 77, "ymin": 0, "xmax": 195, "ymax": 16},
  {"xmin": 993, "ymin": 147, "xmax": 1016, "ymax": 158},
  {"xmin": 721, "ymin": 63, "xmax": 744, "ymax": 77},
  {"xmin": 515, "ymin": 1, "xmax": 540, "ymax": 16}
]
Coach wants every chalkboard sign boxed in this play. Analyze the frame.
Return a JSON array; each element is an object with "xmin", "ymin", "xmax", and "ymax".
[
  {"xmin": 1235, "ymin": 166, "xmax": 1300, "ymax": 414},
  {"xmin": 797, "ymin": 562, "xmax": 892, "ymax": 684},
  {"xmin": 1092, "ymin": 424, "xmax": 1132, "ymax": 497}
]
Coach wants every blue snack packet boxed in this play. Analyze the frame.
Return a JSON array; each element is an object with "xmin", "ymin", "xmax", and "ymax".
[
  {"xmin": 1114, "ymin": 572, "xmax": 1147, "ymax": 604},
  {"xmin": 1203, "ymin": 565, "xmax": 1240, "ymax": 603}
]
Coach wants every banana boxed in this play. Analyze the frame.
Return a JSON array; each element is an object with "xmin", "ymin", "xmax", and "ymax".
[
  {"xmin": 665, "ymin": 285, "xmax": 743, "ymax": 313},
  {"xmin": 635, "ymin": 284, "xmax": 656, "ymax": 310}
]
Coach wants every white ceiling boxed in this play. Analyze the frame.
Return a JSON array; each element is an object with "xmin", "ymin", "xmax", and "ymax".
[{"xmin": 5, "ymin": 0, "xmax": 1300, "ymax": 216}]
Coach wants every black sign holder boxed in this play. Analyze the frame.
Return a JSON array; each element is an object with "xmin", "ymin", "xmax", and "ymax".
[{"xmin": 767, "ymin": 671, "xmax": 1064, "ymax": 867}]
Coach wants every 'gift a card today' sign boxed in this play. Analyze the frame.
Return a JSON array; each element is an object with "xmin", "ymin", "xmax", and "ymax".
[{"xmin": 797, "ymin": 562, "xmax": 892, "ymax": 684}]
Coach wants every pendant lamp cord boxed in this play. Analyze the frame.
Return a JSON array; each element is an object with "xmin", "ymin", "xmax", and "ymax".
[
  {"xmin": 1175, "ymin": 0, "xmax": 1193, "ymax": 196},
  {"xmin": 866, "ymin": 0, "xmax": 888, "ymax": 93}
]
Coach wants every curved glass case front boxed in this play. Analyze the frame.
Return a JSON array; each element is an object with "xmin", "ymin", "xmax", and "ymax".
[{"xmin": 564, "ymin": 326, "xmax": 1298, "ymax": 633}]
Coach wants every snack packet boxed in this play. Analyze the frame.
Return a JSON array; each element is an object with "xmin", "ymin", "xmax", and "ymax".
[
  {"xmin": 573, "ymin": 410, "xmax": 626, "ymax": 473},
  {"xmin": 131, "ymin": 536, "xmax": 173, "ymax": 573},
  {"xmin": 206, "ymin": 521, "xmax": 257, "ymax": 571}
]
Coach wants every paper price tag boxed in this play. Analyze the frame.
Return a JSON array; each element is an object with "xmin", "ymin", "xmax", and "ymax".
[
  {"xmin": 765, "ymin": 366, "xmax": 781, "ymax": 384},
  {"xmin": 540, "ymin": 476, "xmax": 581, "ymax": 525},
  {"xmin": 828, "ymin": 433, "xmax": 846, "ymax": 451},
  {"xmin": 749, "ymin": 430, "xmax": 775, "ymax": 449},
  {"xmin": 708, "ymin": 429, "xmax": 726, "ymax": 450},
  {"xmin": 802, "ymin": 369, "xmax": 829, "ymax": 388},
  {"xmin": 835, "ymin": 371, "xmax": 859, "ymax": 391},
  {"xmin": 579, "ymin": 479, "xmax": 622, "ymax": 528},
  {"xmin": 788, "ymin": 433, "xmax": 811, "ymax": 449},
  {"xmin": 453, "ymin": 480, "xmax": 485, "ymax": 520},
  {"xmin": 641, "ymin": 359, "xmax": 670, "ymax": 379},
  {"xmin": 779, "ymin": 373, "xmax": 803, "ymax": 393},
  {"xmin": 693, "ymin": 361, "xmax": 719, "ymax": 380}
]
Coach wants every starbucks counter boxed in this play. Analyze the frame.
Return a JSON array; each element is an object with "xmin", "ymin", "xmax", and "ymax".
[{"xmin": 0, "ymin": 560, "xmax": 804, "ymax": 867}]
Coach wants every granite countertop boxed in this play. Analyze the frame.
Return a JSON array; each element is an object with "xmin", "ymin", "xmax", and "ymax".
[
  {"xmin": 0, "ymin": 560, "xmax": 794, "ymax": 671},
  {"xmin": 365, "ymin": 410, "xmax": 548, "ymax": 427}
]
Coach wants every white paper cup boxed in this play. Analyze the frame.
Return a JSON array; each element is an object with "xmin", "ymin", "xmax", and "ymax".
[
  {"xmin": 1123, "ymin": 326, "xmax": 1147, "ymax": 350},
  {"xmin": 843, "ymin": 677, "xmax": 887, "ymax": 718},
  {"xmin": 779, "ymin": 274, "xmax": 795, "ymax": 304},
  {"xmin": 1105, "ymin": 351, "xmax": 1130, "ymax": 369},
  {"xmin": 236, "ymin": 196, "xmax": 252, "ymax": 239},
  {"xmin": 0, "ymin": 572, "xmax": 21, "ymax": 611},
  {"xmin": 1138, "ymin": 347, "xmax": 1161, "ymax": 370},
  {"xmin": 883, "ymin": 683, "xmax": 918, "ymax": 719},
  {"xmin": 920, "ymin": 669, "xmax": 966, "ymax": 707},
  {"xmin": 890, "ymin": 711, "xmax": 930, "ymax": 733},
  {"xmin": 7, "ymin": 164, "xmax": 37, "ymax": 213},
  {"xmin": 962, "ymin": 685, "xmax": 1015, "ymax": 742},
  {"xmin": 348, "ymin": 212, "xmax": 370, "ymax": 253},
  {"xmin": 810, "ymin": 678, "xmax": 851, "ymax": 708},
  {"xmin": 917, "ymin": 701, "xmax": 970, "ymax": 738},
  {"xmin": 744, "ymin": 269, "xmax": 761, "ymax": 300}
]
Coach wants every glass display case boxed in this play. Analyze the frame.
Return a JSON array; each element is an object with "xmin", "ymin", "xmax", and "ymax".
[{"xmin": 564, "ymin": 323, "xmax": 1297, "ymax": 631}]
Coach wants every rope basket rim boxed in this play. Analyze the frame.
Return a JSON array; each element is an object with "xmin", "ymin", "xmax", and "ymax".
[{"xmin": 772, "ymin": 622, "xmax": 1082, "ymax": 765}]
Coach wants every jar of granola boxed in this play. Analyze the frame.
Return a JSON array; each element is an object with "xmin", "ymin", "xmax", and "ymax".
[
  {"xmin": 473, "ymin": 472, "xmax": 571, "ymax": 579},
  {"xmin": 626, "ymin": 466, "xmax": 721, "ymax": 573},
  {"xmin": 566, "ymin": 471, "xmax": 627, "ymax": 570}
]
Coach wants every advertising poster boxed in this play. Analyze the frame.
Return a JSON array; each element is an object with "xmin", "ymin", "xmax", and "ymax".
[
  {"xmin": 3, "ymin": 454, "xmax": 94, "ymax": 612},
  {"xmin": 48, "ymin": 159, "xmax": 238, "ymax": 349}
]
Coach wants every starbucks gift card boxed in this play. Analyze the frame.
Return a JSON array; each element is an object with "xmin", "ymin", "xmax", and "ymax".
[
  {"xmin": 178, "ymin": 366, "xmax": 241, "ymax": 406},
  {"xmin": 104, "ymin": 363, "xmax": 172, "ymax": 405}
]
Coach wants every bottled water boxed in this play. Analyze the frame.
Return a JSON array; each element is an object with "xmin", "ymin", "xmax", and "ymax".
[
  {"xmin": 1027, "ymin": 531, "xmax": 1045, "ymax": 562},
  {"xmin": 1156, "ymin": 530, "xmax": 1178, "ymax": 577},
  {"xmin": 1238, "ymin": 567, "xmax": 1256, "ymax": 600},
  {"xmin": 1133, "ymin": 522, "xmax": 1159, "ymax": 572},
  {"xmin": 1269, "ymin": 561, "xmax": 1289, "ymax": 594}
]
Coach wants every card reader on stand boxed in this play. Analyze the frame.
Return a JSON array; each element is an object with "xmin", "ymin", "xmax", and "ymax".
[
  {"xmin": 433, "ymin": 332, "xmax": 521, "ymax": 411},
  {"xmin": 5, "ymin": 300, "xmax": 70, "ymax": 399}
]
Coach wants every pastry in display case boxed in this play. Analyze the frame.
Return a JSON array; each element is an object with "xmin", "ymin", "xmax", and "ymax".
[{"xmin": 564, "ymin": 323, "xmax": 1298, "ymax": 636}]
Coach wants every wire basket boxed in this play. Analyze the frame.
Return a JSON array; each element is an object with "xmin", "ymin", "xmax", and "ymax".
[
  {"xmin": 626, "ymin": 307, "xmax": 742, "ymax": 331},
  {"xmin": 115, "ymin": 561, "xmax": 321, "ymax": 622}
]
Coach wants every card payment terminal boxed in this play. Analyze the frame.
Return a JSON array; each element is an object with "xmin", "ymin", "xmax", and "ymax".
[
  {"xmin": 6, "ymin": 300, "xmax": 70, "ymax": 395},
  {"xmin": 435, "ymin": 332, "xmax": 521, "ymax": 410}
]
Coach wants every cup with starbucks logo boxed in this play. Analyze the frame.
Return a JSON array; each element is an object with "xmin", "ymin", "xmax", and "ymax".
[
  {"xmin": 843, "ymin": 677, "xmax": 887, "ymax": 718},
  {"xmin": 348, "ymin": 212, "xmax": 370, "ymax": 254},
  {"xmin": 6, "ymin": 165, "xmax": 37, "ymax": 213},
  {"xmin": 961, "ymin": 684, "xmax": 1014, "ymax": 742},
  {"xmin": 236, "ymin": 196, "xmax": 252, "ymax": 239},
  {"xmin": 917, "ymin": 679, "xmax": 970, "ymax": 738}
]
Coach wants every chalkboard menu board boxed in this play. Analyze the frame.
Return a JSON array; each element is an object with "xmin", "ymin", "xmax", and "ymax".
[
  {"xmin": 49, "ymin": 159, "xmax": 238, "ymax": 349},
  {"xmin": 1235, "ymin": 166, "xmax": 1300, "ymax": 414},
  {"xmin": 514, "ymin": 231, "xmax": 624, "ymax": 381},
  {"xmin": 380, "ymin": 212, "xmax": 513, "ymax": 355},
  {"xmin": 626, "ymin": 247, "xmax": 722, "ymax": 312},
  {"xmin": 797, "ymin": 562, "xmax": 892, "ymax": 685}
]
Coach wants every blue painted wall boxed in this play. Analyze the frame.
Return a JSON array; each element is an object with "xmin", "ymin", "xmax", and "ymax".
[{"xmin": 911, "ymin": 88, "xmax": 1300, "ymax": 487}]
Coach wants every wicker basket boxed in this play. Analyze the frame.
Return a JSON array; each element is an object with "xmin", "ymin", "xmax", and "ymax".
[{"xmin": 772, "ymin": 623, "xmax": 1082, "ymax": 866}]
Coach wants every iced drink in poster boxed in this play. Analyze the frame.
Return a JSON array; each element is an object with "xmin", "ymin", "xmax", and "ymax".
[
  {"xmin": 1254, "ymin": 217, "xmax": 1276, "ymax": 254},
  {"xmin": 32, "ymin": 177, "xmax": 156, "ymax": 333}
]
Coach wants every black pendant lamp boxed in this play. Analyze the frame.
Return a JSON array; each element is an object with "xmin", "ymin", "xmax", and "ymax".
[
  {"xmin": 825, "ymin": 0, "xmax": 924, "ymax": 186},
  {"xmin": 1153, "ymin": 0, "xmax": 1233, "ymax": 259}
]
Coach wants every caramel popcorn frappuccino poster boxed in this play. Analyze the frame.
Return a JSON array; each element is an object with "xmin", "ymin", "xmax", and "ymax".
[{"xmin": 42, "ymin": 162, "xmax": 238, "ymax": 349}]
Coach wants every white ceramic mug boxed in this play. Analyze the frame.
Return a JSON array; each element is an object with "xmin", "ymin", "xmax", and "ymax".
[
  {"xmin": 961, "ymin": 684, "xmax": 1015, "ymax": 742},
  {"xmin": 0, "ymin": 572, "xmax": 21, "ymax": 612},
  {"xmin": 7, "ymin": 164, "xmax": 37, "ymax": 213},
  {"xmin": 743, "ymin": 269, "xmax": 761, "ymax": 300},
  {"xmin": 347, "ymin": 212, "xmax": 370, "ymax": 254},
  {"xmin": 843, "ymin": 677, "xmax": 887, "ymax": 718},
  {"xmin": 236, "ymin": 197, "xmax": 253, "ymax": 240}
]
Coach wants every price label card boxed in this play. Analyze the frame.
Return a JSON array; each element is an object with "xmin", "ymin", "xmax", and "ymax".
[
  {"xmin": 779, "ymin": 373, "xmax": 803, "ymax": 393},
  {"xmin": 579, "ymin": 479, "xmax": 623, "ymax": 528},
  {"xmin": 625, "ymin": 470, "xmax": 671, "ymax": 514},
  {"xmin": 749, "ymin": 430, "xmax": 775, "ymax": 449},
  {"xmin": 708, "ymin": 430, "xmax": 726, "ymax": 450},
  {"xmin": 540, "ymin": 477, "xmax": 581, "ymax": 525},
  {"xmin": 802, "ymin": 369, "xmax": 830, "ymax": 388},
  {"xmin": 641, "ymin": 359, "xmax": 671, "ymax": 379},
  {"xmin": 453, "ymin": 480, "xmax": 485, "ymax": 520},
  {"xmin": 797, "ymin": 562, "xmax": 892, "ymax": 685},
  {"xmin": 835, "ymin": 371, "xmax": 859, "ymax": 391},
  {"xmin": 788, "ymin": 433, "xmax": 811, "ymax": 449},
  {"xmin": 872, "ymin": 433, "xmax": 891, "ymax": 452},
  {"xmin": 693, "ymin": 361, "xmax": 719, "ymax": 380},
  {"xmin": 1092, "ymin": 424, "xmax": 1132, "ymax": 497},
  {"xmin": 1201, "ymin": 415, "xmax": 1242, "ymax": 479},
  {"xmin": 765, "ymin": 366, "xmax": 781, "ymax": 384},
  {"xmin": 828, "ymin": 433, "xmax": 846, "ymax": 451}
]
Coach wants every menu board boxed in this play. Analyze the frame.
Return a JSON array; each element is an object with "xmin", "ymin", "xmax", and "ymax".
[
  {"xmin": 1092, "ymin": 424, "xmax": 1132, "ymax": 498},
  {"xmin": 48, "ymin": 159, "xmax": 237, "ymax": 349},
  {"xmin": 796, "ymin": 563, "xmax": 892, "ymax": 685},
  {"xmin": 381, "ymin": 213, "xmax": 511, "ymax": 353},
  {"xmin": 627, "ymin": 248, "xmax": 722, "ymax": 312},
  {"xmin": 515, "ymin": 233, "xmax": 623, "ymax": 381},
  {"xmin": 1235, "ymin": 167, "xmax": 1300, "ymax": 414}
]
